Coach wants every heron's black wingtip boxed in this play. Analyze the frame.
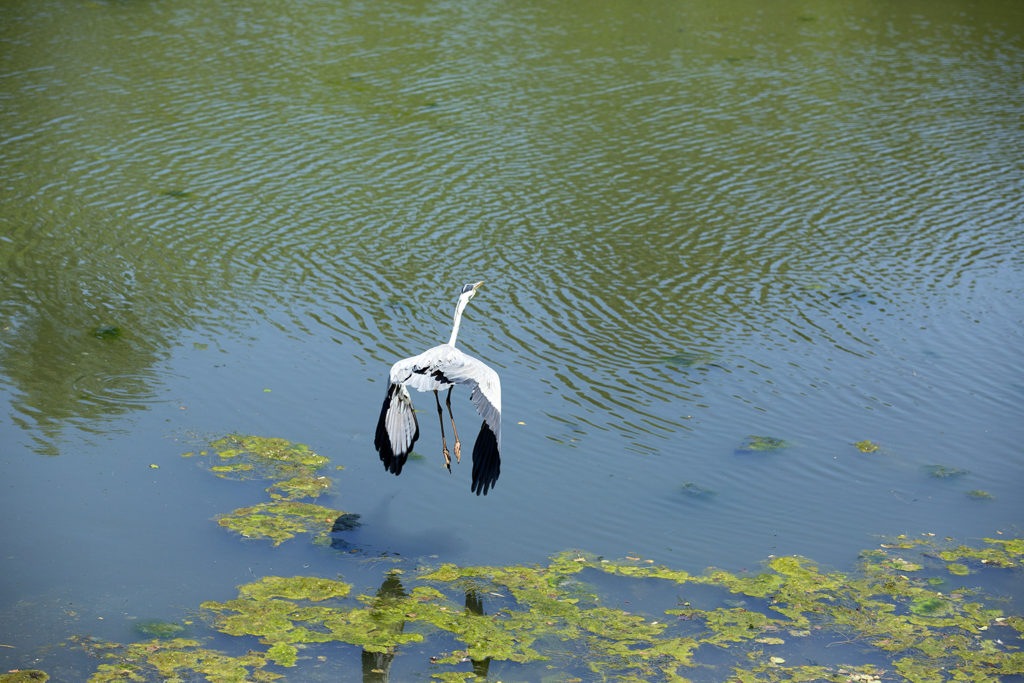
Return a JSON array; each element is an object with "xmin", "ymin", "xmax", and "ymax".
[
  {"xmin": 378, "ymin": 444, "xmax": 407, "ymax": 476},
  {"xmin": 374, "ymin": 384, "xmax": 413, "ymax": 476},
  {"xmin": 470, "ymin": 422, "xmax": 500, "ymax": 495}
]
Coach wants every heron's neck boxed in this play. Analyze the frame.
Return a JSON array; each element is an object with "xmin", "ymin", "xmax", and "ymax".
[{"xmin": 447, "ymin": 296, "xmax": 469, "ymax": 346}]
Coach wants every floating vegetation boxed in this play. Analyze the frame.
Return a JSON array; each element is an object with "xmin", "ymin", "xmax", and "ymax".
[
  {"xmin": 186, "ymin": 435, "xmax": 346, "ymax": 546},
  {"xmin": 218, "ymin": 500, "xmax": 343, "ymax": 546},
  {"xmin": 967, "ymin": 489, "xmax": 995, "ymax": 500},
  {"xmin": 133, "ymin": 619, "xmax": 186, "ymax": 639},
  {"xmin": 79, "ymin": 438, "xmax": 1020, "ymax": 679},
  {"xmin": 937, "ymin": 538, "xmax": 1024, "ymax": 569},
  {"xmin": 924, "ymin": 464, "xmax": 970, "ymax": 479},
  {"xmin": 0, "ymin": 672, "xmax": 49, "ymax": 682},
  {"xmin": 191, "ymin": 434, "xmax": 330, "ymax": 483},
  {"xmin": 853, "ymin": 440, "xmax": 880, "ymax": 453},
  {"xmin": 73, "ymin": 636, "xmax": 279, "ymax": 682},
  {"xmin": 266, "ymin": 474, "xmax": 331, "ymax": 501},
  {"xmin": 238, "ymin": 575, "xmax": 352, "ymax": 602},
  {"xmin": 188, "ymin": 536, "xmax": 1024, "ymax": 681},
  {"xmin": 737, "ymin": 435, "xmax": 792, "ymax": 453}
]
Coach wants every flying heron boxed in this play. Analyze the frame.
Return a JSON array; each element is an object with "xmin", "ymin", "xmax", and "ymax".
[{"xmin": 374, "ymin": 281, "xmax": 501, "ymax": 495}]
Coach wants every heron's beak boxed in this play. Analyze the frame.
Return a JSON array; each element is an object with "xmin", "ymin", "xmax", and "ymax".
[{"xmin": 471, "ymin": 280, "xmax": 484, "ymax": 291}]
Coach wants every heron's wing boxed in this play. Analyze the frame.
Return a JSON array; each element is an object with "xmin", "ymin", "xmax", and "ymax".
[
  {"xmin": 390, "ymin": 346, "xmax": 501, "ymax": 446},
  {"xmin": 470, "ymin": 421, "xmax": 500, "ymax": 495},
  {"xmin": 374, "ymin": 382, "xmax": 419, "ymax": 475}
]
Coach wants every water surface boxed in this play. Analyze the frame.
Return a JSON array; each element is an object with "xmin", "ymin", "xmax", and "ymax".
[{"xmin": 1, "ymin": 0, "xmax": 1022, "ymax": 677}]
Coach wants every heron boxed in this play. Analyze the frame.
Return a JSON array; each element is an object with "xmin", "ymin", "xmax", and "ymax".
[{"xmin": 374, "ymin": 281, "xmax": 501, "ymax": 495}]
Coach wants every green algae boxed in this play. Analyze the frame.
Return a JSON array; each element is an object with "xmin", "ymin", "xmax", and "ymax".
[
  {"xmin": 239, "ymin": 575, "xmax": 352, "ymax": 602},
  {"xmin": 91, "ymin": 324, "xmax": 122, "ymax": 340},
  {"xmin": 73, "ymin": 636, "xmax": 280, "ymax": 682},
  {"xmin": 853, "ymin": 440, "xmax": 880, "ymax": 453},
  {"xmin": 202, "ymin": 573, "xmax": 425, "ymax": 662},
  {"xmin": 187, "ymin": 434, "xmax": 347, "ymax": 546},
  {"xmin": 81, "ymin": 437, "xmax": 1024, "ymax": 679},
  {"xmin": 187, "ymin": 535, "xmax": 1023, "ymax": 681},
  {"xmin": 0, "ymin": 672, "xmax": 49, "ymax": 682},
  {"xmin": 938, "ymin": 537, "xmax": 1023, "ymax": 568},
  {"xmin": 74, "ymin": 534, "xmax": 1024, "ymax": 681},
  {"xmin": 267, "ymin": 474, "xmax": 331, "ymax": 501},
  {"xmin": 132, "ymin": 618, "xmax": 186, "ymax": 639},
  {"xmin": 217, "ymin": 500, "xmax": 343, "ymax": 546},
  {"xmin": 737, "ymin": 435, "xmax": 792, "ymax": 453},
  {"xmin": 198, "ymin": 434, "xmax": 330, "ymax": 483},
  {"xmin": 924, "ymin": 464, "xmax": 970, "ymax": 479}
]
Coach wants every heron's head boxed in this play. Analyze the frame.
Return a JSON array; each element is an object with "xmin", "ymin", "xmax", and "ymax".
[{"xmin": 460, "ymin": 281, "xmax": 484, "ymax": 300}]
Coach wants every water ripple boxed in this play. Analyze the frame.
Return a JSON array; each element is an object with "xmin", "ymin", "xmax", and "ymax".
[{"xmin": 2, "ymin": 1, "xmax": 1021, "ymax": 535}]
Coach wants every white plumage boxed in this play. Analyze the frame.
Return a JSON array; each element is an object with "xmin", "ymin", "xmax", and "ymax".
[{"xmin": 374, "ymin": 281, "xmax": 502, "ymax": 495}]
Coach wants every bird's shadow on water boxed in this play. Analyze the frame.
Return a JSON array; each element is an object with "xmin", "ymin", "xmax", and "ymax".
[{"xmin": 329, "ymin": 492, "xmax": 469, "ymax": 559}]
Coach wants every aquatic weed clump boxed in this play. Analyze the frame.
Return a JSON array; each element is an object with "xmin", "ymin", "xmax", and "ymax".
[
  {"xmin": 216, "ymin": 500, "xmax": 343, "ymax": 546},
  {"xmin": 132, "ymin": 619, "xmax": 186, "ymax": 639},
  {"xmin": 0, "ymin": 672, "xmax": 50, "ymax": 682},
  {"xmin": 853, "ymin": 439, "xmax": 881, "ymax": 453},
  {"xmin": 192, "ymin": 536, "xmax": 1023, "ymax": 681},
  {"xmin": 200, "ymin": 558, "xmax": 697, "ymax": 680},
  {"xmin": 72, "ymin": 534, "xmax": 1023, "ymax": 680},
  {"xmin": 129, "ymin": 438, "xmax": 1024, "ymax": 679},
  {"xmin": 72, "ymin": 636, "xmax": 280, "ymax": 682},
  {"xmin": 184, "ymin": 434, "xmax": 345, "ymax": 545},
  {"xmin": 186, "ymin": 434, "xmax": 331, "ymax": 492},
  {"xmin": 736, "ymin": 435, "xmax": 793, "ymax": 453}
]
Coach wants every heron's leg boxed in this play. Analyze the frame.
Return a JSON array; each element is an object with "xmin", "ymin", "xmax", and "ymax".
[
  {"xmin": 434, "ymin": 390, "xmax": 452, "ymax": 472},
  {"xmin": 445, "ymin": 386, "xmax": 462, "ymax": 464}
]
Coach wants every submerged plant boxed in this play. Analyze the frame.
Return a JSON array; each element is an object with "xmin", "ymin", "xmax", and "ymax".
[
  {"xmin": 924, "ymin": 464, "xmax": 970, "ymax": 479},
  {"xmin": 91, "ymin": 324, "xmax": 122, "ymax": 340},
  {"xmin": 133, "ymin": 619, "xmax": 186, "ymax": 639},
  {"xmin": 737, "ymin": 435, "xmax": 792, "ymax": 453},
  {"xmin": 679, "ymin": 481, "xmax": 716, "ymax": 498}
]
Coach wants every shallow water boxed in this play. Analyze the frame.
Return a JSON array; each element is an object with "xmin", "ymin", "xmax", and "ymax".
[{"xmin": 1, "ymin": 0, "xmax": 1023, "ymax": 677}]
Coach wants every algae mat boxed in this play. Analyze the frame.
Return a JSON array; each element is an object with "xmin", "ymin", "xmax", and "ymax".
[
  {"xmin": 67, "ymin": 535, "xmax": 1023, "ymax": 681},
  {"xmin": 51, "ymin": 438, "xmax": 1019, "ymax": 683},
  {"xmin": 39, "ymin": 436, "xmax": 1024, "ymax": 681}
]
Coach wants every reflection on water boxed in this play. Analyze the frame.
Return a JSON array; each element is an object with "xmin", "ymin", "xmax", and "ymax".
[
  {"xmin": 359, "ymin": 572, "xmax": 405, "ymax": 683},
  {"xmin": 1, "ymin": 0, "xmax": 1023, "ymax": 677}
]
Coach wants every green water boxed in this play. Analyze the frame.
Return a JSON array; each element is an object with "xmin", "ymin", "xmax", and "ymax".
[{"xmin": 1, "ymin": 0, "xmax": 1022, "ymax": 679}]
